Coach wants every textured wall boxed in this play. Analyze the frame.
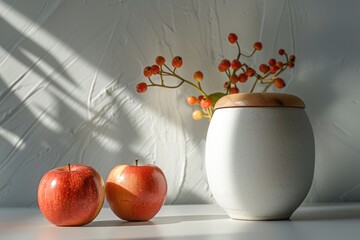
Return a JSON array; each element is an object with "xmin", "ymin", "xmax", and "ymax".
[{"xmin": 0, "ymin": 0, "xmax": 360, "ymax": 207}]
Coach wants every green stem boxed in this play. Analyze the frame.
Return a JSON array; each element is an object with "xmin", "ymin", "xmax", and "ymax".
[
  {"xmin": 148, "ymin": 77, "xmax": 156, "ymax": 85},
  {"xmin": 235, "ymin": 41, "xmax": 242, "ymax": 60},
  {"xmin": 160, "ymin": 67, "xmax": 164, "ymax": 85},
  {"xmin": 208, "ymin": 106, "xmax": 214, "ymax": 119},
  {"xmin": 224, "ymin": 70, "xmax": 232, "ymax": 95},
  {"xmin": 163, "ymin": 63, "xmax": 174, "ymax": 73},
  {"xmin": 148, "ymin": 81, "xmax": 185, "ymax": 89},
  {"xmin": 263, "ymin": 83, "xmax": 272, "ymax": 92},
  {"xmin": 274, "ymin": 65, "xmax": 288, "ymax": 77},
  {"xmin": 241, "ymin": 49, "xmax": 256, "ymax": 58},
  {"xmin": 197, "ymin": 81, "xmax": 202, "ymax": 90},
  {"xmin": 202, "ymin": 107, "xmax": 214, "ymax": 119},
  {"xmin": 160, "ymin": 67, "xmax": 209, "ymax": 97},
  {"xmin": 250, "ymin": 78, "xmax": 260, "ymax": 93},
  {"xmin": 176, "ymin": 74, "xmax": 208, "ymax": 96}
]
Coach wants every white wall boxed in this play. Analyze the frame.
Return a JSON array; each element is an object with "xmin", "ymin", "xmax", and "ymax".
[{"xmin": 0, "ymin": 0, "xmax": 360, "ymax": 206}]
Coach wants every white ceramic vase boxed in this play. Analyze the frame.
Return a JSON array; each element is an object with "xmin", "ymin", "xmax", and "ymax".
[{"xmin": 205, "ymin": 93, "xmax": 315, "ymax": 220}]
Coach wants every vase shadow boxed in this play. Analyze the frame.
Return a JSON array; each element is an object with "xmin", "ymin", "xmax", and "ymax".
[{"xmin": 291, "ymin": 204, "xmax": 360, "ymax": 221}]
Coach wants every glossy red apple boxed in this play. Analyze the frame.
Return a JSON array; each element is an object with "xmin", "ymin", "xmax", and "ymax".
[
  {"xmin": 38, "ymin": 163, "xmax": 105, "ymax": 226},
  {"xmin": 106, "ymin": 159, "xmax": 167, "ymax": 221}
]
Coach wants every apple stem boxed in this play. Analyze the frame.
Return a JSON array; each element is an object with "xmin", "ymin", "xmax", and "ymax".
[
  {"xmin": 68, "ymin": 162, "xmax": 71, "ymax": 171},
  {"xmin": 135, "ymin": 158, "xmax": 139, "ymax": 166}
]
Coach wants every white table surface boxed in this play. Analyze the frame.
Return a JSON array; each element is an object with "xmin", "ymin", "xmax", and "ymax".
[{"xmin": 1, "ymin": 203, "xmax": 360, "ymax": 240}]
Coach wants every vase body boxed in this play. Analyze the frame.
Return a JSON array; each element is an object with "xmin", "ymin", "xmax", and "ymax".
[{"xmin": 205, "ymin": 93, "xmax": 315, "ymax": 220}]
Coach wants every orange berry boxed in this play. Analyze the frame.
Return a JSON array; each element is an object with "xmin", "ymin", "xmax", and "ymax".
[
  {"xmin": 230, "ymin": 74, "xmax": 238, "ymax": 83},
  {"xmin": 270, "ymin": 66, "xmax": 279, "ymax": 74},
  {"xmin": 238, "ymin": 73, "xmax": 248, "ymax": 82},
  {"xmin": 228, "ymin": 33, "xmax": 238, "ymax": 44},
  {"xmin": 246, "ymin": 68, "xmax": 256, "ymax": 77},
  {"xmin": 143, "ymin": 66, "xmax": 152, "ymax": 77},
  {"xmin": 289, "ymin": 55, "xmax": 296, "ymax": 62},
  {"xmin": 218, "ymin": 59, "xmax": 231, "ymax": 72},
  {"xmin": 278, "ymin": 49, "xmax": 285, "ymax": 55},
  {"xmin": 136, "ymin": 82, "xmax": 148, "ymax": 93},
  {"xmin": 276, "ymin": 61, "xmax": 284, "ymax": 68},
  {"xmin": 269, "ymin": 58, "xmax": 276, "ymax": 66},
  {"xmin": 192, "ymin": 110, "xmax": 203, "ymax": 120},
  {"xmin": 259, "ymin": 64, "xmax": 270, "ymax": 74},
  {"xmin": 287, "ymin": 62, "xmax": 295, "ymax": 68},
  {"xmin": 151, "ymin": 65, "xmax": 160, "ymax": 74},
  {"xmin": 229, "ymin": 86, "xmax": 239, "ymax": 94},
  {"xmin": 193, "ymin": 71, "xmax": 204, "ymax": 82},
  {"xmin": 197, "ymin": 95, "xmax": 204, "ymax": 103},
  {"xmin": 223, "ymin": 81, "xmax": 229, "ymax": 89},
  {"xmin": 274, "ymin": 78, "xmax": 286, "ymax": 88},
  {"xmin": 172, "ymin": 56, "xmax": 183, "ymax": 68},
  {"xmin": 187, "ymin": 96, "xmax": 197, "ymax": 105},
  {"xmin": 253, "ymin": 42, "xmax": 263, "ymax": 50},
  {"xmin": 156, "ymin": 56, "xmax": 165, "ymax": 66},
  {"xmin": 200, "ymin": 98, "xmax": 212, "ymax": 109},
  {"xmin": 231, "ymin": 60, "xmax": 242, "ymax": 70}
]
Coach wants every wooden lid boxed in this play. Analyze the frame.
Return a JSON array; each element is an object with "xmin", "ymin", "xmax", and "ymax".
[{"xmin": 214, "ymin": 93, "xmax": 305, "ymax": 109}]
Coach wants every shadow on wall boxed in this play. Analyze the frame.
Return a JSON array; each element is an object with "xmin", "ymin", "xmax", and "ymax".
[
  {"xmin": 0, "ymin": 50, "xmax": 141, "ymax": 207},
  {"xmin": 285, "ymin": 1, "xmax": 360, "ymax": 202},
  {"xmin": 0, "ymin": 2, "xmax": 144, "ymax": 206},
  {"xmin": 0, "ymin": 0, "xmax": 221, "ymax": 206}
]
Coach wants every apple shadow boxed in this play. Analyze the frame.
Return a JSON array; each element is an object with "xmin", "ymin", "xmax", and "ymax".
[
  {"xmin": 85, "ymin": 219, "xmax": 155, "ymax": 227},
  {"xmin": 85, "ymin": 214, "xmax": 228, "ymax": 227},
  {"xmin": 91, "ymin": 233, "xmax": 243, "ymax": 240}
]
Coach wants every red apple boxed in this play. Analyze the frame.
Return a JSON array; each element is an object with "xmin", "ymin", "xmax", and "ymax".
[
  {"xmin": 106, "ymin": 159, "xmax": 167, "ymax": 221},
  {"xmin": 37, "ymin": 163, "xmax": 105, "ymax": 226}
]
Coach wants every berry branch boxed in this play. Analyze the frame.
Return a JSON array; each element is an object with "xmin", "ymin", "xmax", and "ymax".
[{"xmin": 136, "ymin": 32, "xmax": 296, "ymax": 121}]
